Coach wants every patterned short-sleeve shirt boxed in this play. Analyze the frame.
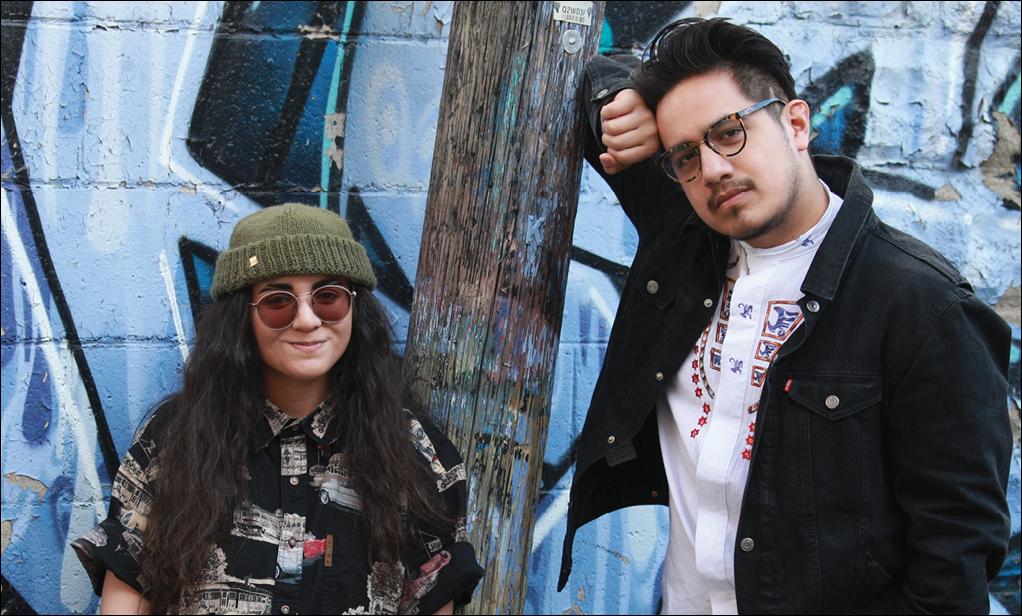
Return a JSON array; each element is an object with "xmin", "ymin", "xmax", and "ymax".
[{"xmin": 72, "ymin": 400, "xmax": 483, "ymax": 615}]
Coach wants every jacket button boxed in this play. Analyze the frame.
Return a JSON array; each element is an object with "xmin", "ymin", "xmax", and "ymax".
[
  {"xmin": 607, "ymin": 435, "xmax": 615, "ymax": 444},
  {"xmin": 646, "ymin": 280, "xmax": 659, "ymax": 294},
  {"xmin": 651, "ymin": 490, "xmax": 659, "ymax": 498},
  {"xmin": 825, "ymin": 395, "xmax": 840, "ymax": 409},
  {"xmin": 740, "ymin": 537, "xmax": 755, "ymax": 552},
  {"xmin": 281, "ymin": 606, "xmax": 291, "ymax": 615},
  {"xmin": 596, "ymin": 88, "xmax": 609, "ymax": 98},
  {"xmin": 655, "ymin": 372, "xmax": 664, "ymax": 381},
  {"xmin": 704, "ymin": 298, "xmax": 714, "ymax": 308},
  {"xmin": 289, "ymin": 476, "xmax": 299, "ymax": 486},
  {"xmin": 288, "ymin": 537, "xmax": 297, "ymax": 548},
  {"xmin": 807, "ymin": 299, "xmax": 820, "ymax": 313}
]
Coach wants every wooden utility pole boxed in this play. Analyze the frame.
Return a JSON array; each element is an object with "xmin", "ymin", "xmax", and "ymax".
[{"xmin": 402, "ymin": 1, "xmax": 604, "ymax": 613}]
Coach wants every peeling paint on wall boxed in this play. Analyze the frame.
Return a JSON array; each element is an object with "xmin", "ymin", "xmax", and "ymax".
[
  {"xmin": 1, "ymin": 1, "xmax": 1020, "ymax": 614},
  {"xmin": 2, "ymin": 474, "xmax": 48, "ymax": 503},
  {"xmin": 982, "ymin": 111, "xmax": 1022, "ymax": 210}
]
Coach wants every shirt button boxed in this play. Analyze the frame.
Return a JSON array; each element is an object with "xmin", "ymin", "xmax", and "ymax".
[
  {"xmin": 646, "ymin": 280, "xmax": 659, "ymax": 294},
  {"xmin": 651, "ymin": 490, "xmax": 659, "ymax": 498},
  {"xmin": 807, "ymin": 299, "xmax": 820, "ymax": 313},
  {"xmin": 596, "ymin": 88, "xmax": 609, "ymax": 98},
  {"xmin": 288, "ymin": 537, "xmax": 298, "ymax": 548},
  {"xmin": 825, "ymin": 395, "xmax": 840, "ymax": 409},
  {"xmin": 740, "ymin": 537, "xmax": 755, "ymax": 552},
  {"xmin": 607, "ymin": 435, "xmax": 615, "ymax": 444},
  {"xmin": 280, "ymin": 606, "xmax": 291, "ymax": 615},
  {"xmin": 289, "ymin": 476, "xmax": 299, "ymax": 486},
  {"xmin": 704, "ymin": 298, "xmax": 714, "ymax": 308},
  {"xmin": 655, "ymin": 372, "xmax": 664, "ymax": 381}
]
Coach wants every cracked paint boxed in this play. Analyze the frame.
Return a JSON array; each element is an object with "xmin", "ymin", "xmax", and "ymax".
[
  {"xmin": 325, "ymin": 112, "xmax": 346, "ymax": 173},
  {"xmin": 981, "ymin": 111, "xmax": 1022, "ymax": 210},
  {"xmin": 2, "ymin": 520, "xmax": 11, "ymax": 556},
  {"xmin": 935, "ymin": 183, "xmax": 962, "ymax": 201},
  {"xmin": 3, "ymin": 472, "xmax": 49, "ymax": 502}
]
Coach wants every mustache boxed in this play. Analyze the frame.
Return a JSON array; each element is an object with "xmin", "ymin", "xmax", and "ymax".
[{"xmin": 708, "ymin": 179, "xmax": 755, "ymax": 212}]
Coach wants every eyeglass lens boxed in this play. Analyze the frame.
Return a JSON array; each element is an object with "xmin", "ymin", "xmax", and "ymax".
[
  {"xmin": 255, "ymin": 286, "xmax": 352, "ymax": 330},
  {"xmin": 667, "ymin": 117, "xmax": 747, "ymax": 182}
]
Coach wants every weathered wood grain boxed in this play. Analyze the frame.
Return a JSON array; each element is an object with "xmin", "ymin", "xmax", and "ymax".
[{"xmin": 401, "ymin": 2, "xmax": 604, "ymax": 613}]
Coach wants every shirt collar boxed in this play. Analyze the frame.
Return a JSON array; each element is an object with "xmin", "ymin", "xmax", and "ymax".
[{"xmin": 251, "ymin": 398, "xmax": 340, "ymax": 451}]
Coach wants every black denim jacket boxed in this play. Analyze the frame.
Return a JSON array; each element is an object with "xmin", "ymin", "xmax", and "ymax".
[{"xmin": 559, "ymin": 55, "xmax": 1012, "ymax": 613}]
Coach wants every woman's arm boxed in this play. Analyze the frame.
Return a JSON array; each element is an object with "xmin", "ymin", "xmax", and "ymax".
[
  {"xmin": 433, "ymin": 600, "xmax": 454, "ymax": 615},
  {"xmin": 101, "ymin": 569, "xmax": 151, "ymax": 615}
]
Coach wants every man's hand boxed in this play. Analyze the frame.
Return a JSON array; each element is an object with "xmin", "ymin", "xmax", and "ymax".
[{"xmin": 599, "ymin": 89, "xmax": 661, "ymax": 175}]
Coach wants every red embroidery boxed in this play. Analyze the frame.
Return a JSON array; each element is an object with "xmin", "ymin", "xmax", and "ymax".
[
  {"xmin": 749, "ymin": 422, "xmax": 756, "ymax": 432},
  {"xmin": 692, "ymin": 359, "xmax": 699, "ymax": 369},
  {"xmin": 703, "ymin": 403, "xmax": 711, "ymax": 414},
  {"xmin": 746, "ymin": 435, "xmax": 755, "ymax": 445},
  {"xmin": 698, "ymin": 416, "xmax": 707, "ymax": 426},
  {"xmin": 695, "ymin": 387, "xmax": 703, "ymax": 398},
  {"xmin": 691, "ymin": 373, "xmax": 700, "ymax": 384},
  {"xmin": 784, "ymin": 378, "xmax": 793, "ymax": 392},
  {"xmin": 690, "ymin": 429, "xmax": 700, "ymax": 438},
  {"xmin": 741, "ymin": 449, "xmax": 751, "ymax": 460}
]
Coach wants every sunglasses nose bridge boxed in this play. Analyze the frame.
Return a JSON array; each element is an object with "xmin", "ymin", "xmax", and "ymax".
[{"xmin": 290, "ymin": 292, "xmax": 323, "ymax": 329}]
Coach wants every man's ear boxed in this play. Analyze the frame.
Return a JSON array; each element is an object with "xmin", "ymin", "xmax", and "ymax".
[{"xmin": 785, "ymin": 99, "xmax": 813, "ymax": 152}]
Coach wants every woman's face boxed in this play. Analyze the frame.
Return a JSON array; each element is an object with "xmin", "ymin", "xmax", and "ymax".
[{"xmin": 249, "ymin": 274, "xmax": 353, "ymax": 395}]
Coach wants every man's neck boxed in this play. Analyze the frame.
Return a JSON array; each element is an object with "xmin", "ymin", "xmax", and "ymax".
[{"xmin": 744, "ymin": 169, "xmax": 830, "ymax": 249}]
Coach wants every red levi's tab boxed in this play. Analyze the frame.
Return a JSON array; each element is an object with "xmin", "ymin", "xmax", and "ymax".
[{"xmin": 785, "ymin": 378, "xmax": 793, "ymax": 392}]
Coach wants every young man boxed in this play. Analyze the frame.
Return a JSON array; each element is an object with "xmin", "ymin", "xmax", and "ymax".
[{"xmin": 558, "ymin": 18, "xmax": 1011, "ymax": 613}]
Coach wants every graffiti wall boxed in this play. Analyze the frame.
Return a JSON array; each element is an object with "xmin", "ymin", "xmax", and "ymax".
[{"xmin": 2, "ymin": 1, "xmax": 1020, "ymax": 614}]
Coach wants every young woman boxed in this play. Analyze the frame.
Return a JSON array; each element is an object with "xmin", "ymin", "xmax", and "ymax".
[{"xmin": 73, "ymin": 204, "xmax": 483, "ymax": 615}]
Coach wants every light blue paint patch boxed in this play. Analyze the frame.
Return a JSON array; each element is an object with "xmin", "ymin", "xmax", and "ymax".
[
  {"xmin": 1010, "ymin": 325, "xmax": 1020, "ymax": 365},
  {"xmin": 320, "ymin": 1, "xmax": 357, "ymax": 209},
  {"xmin": 812, "ymin": 85, "xmax": 854, "ymax": 131},
  {"xmin": 997, "ymin": 73, "xmax": 1020, "ymax": 118},
  {"xmin": 599, "ymin": 18, "xmax": 613, "ymax": 54},
  {"xmin": 491, "ymin": 52, "xmax": 527, "ymax": 252},
  {"xmin": 811, "ymin": 85, "xmax": 855, "ymax": 155},
  {"xmin": 193, "ymin": 253, "xmax": 215, "ymax": 300}
]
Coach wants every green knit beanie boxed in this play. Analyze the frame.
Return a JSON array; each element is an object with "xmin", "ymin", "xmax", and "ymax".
[{"xmin": 210, "ymin": 204, "xmax": 377, "ymax": 298}]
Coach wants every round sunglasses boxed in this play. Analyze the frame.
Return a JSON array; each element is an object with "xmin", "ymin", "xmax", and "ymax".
[{"xmin": 249, "ymin": 285, "xmax": 356, "ymax": 330}]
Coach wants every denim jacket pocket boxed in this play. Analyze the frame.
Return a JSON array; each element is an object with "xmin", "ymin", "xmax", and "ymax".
[{"xmin": 788, "ymin": 374, "xmax": 882, "ymax": 420}]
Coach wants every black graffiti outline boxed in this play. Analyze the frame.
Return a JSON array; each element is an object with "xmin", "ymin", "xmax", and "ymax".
[
  {"xmin": 2, "ymin": 4, "xmax": 115, "ymax": 612},
  {"xmin": 1, "ymin": 1, "xmax": 120, "ymax": 480},
  {"xmin": 186, "ymin": 1, "xmax": 366, "ymax": 210},
  {"xmin": 178, "ymin": 237, "xmax": 219, "ymax": 322},
  {"xmin": 0, "ymin": 575, "xmax": 36, "ymax": 616},
  {"xmin": 956, "ymin": 0, "xmax": 1001, "ymax": 166}
]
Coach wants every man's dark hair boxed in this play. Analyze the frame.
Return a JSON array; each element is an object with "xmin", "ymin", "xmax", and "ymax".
[{"xmin": 632, "ymin": 18, "xmax": 797, "ymax": 112}]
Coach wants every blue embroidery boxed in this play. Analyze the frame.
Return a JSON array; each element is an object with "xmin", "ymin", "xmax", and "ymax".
[
  {"xmin": 766, "ymin": 306, "xmax": 801, "ymax": 335},
  {"xmin": 801, "ymin": 236, "xmax": 814, "ymax": 247},
  {"xmin": 730, "ymin": 358, "xmax": 743, "ymax": 374},
  {"xmin": 738, "ymin": 303, "xmax": 753, "ymax": 319}
]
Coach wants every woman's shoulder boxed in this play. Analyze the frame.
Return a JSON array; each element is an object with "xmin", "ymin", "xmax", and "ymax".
[
  {"xmin": 404, "ymin": 408, "xmax": 468, "ymax": 493},
  {"xmin": 125, "ymin": 395, "xmax": 182, "ymax": 459}
]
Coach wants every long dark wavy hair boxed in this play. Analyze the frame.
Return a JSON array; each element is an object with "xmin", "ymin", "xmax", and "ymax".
[{"xmin": 137, "ymin": 285, "xmax": 447, "ymax": 613}]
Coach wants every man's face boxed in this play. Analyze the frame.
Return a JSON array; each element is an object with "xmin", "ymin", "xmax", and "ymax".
[{"xmin": 656, "ymin": 70, "xmax": 814, "ymax": 248}]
